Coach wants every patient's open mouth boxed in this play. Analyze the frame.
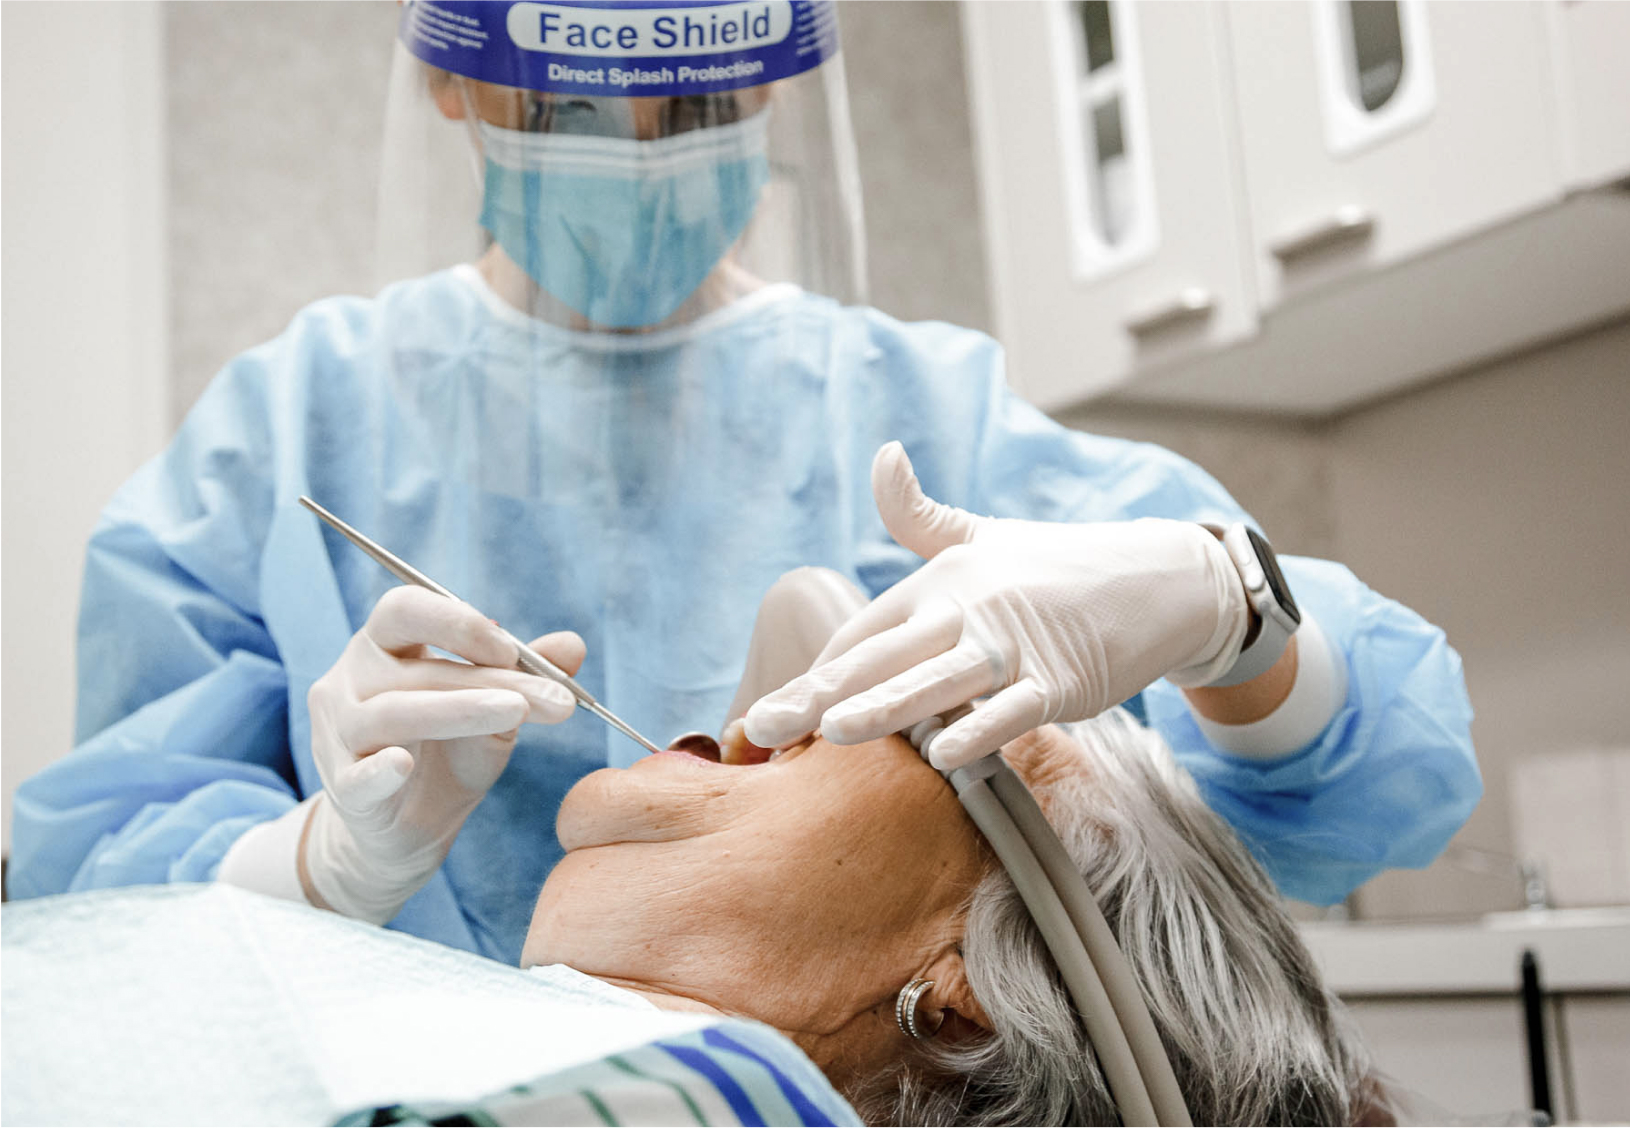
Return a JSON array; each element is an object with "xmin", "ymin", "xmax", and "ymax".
[
  {"xmin": 664, "ymin": 732, "xmax": 724, "ymax": 763},
  {"xmin": 660, "ymin": 723, "xmax": 782, "ymax": 766}
]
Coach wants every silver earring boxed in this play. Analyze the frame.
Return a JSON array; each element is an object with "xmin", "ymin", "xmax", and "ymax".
[{"xmin": 895, "ymin": 978, "xmax": 942, "ymax": 1040}]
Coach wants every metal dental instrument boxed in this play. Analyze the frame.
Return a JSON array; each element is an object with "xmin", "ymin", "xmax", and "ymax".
[{"xmin": 298, "ymin": 496, "xmax": 663, "ymax": 756}]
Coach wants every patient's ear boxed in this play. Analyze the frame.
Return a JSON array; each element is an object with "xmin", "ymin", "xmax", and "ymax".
[{"xmin": 921, "ymin": 949, "xmax": 992, "ymax": 1037}]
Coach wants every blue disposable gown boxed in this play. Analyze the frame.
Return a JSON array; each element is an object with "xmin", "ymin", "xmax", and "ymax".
[{"xmin": 9, "ymin": 267, "xmax": 1479, "ymax": 961}]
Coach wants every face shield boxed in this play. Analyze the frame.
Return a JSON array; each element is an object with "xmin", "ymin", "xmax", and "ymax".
[
  {"xmin": 377, "ymin": 0, "xmax": 865, "ymax": 330},
  {"xmin": 352, "ymin": 3, "xmax": 875, "ymax": 766}
]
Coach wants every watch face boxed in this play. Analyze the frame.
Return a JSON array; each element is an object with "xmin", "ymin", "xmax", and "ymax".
[{"xmin": 1247, "ymin": 527, "xmax": 1301, "ymax": 625}]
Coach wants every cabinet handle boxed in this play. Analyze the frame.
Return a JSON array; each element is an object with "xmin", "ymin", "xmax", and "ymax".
[
  {"xmin": 1123, "ymin": 287, "xmax": 1215, "ymax": 336},
  {"xmin": 1269, "ymin": 205, "xmax": 1375, "ymax": 263}
]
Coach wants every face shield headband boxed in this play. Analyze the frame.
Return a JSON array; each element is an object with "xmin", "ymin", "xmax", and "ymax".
[{"xmin": 400, "ymin": 1, "xmax": 839, "ymax": 97}]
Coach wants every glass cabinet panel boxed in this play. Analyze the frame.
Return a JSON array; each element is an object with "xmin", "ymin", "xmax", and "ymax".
[
  {"xmin": 1344, "ymin": 0, "xmax": 1406, "ymax": 112},
  {"xmin": 1078, "ymin": 0, "xmax": 1114, "ymax": 72},
  {"xmin": 1051, "ymin": 0, "xmax": 1158, "ymax": 278},
  {"xmin": 1311, "ymin": 0, "xmax": 1435, "ymax": 155}
]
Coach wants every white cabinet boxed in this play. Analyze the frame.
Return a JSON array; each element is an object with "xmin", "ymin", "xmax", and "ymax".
[
  {"xmin": 1545, "ymin": 0, "xmax": 1630, "ymax": 190},
  {"xmin": 1344, "ymin": 995, "xmax": 1630, "ymax": 1123},
  {"xmin": 964, "ymin": 0, "xmax": 1630, "ymax": 416},
  {"xmin": 1301, "ymin": 911, "xmax": 1630, "ymax": 1123},
  {"xmin": 1123, "ymin": 184, "xmax": 1630, "ymax": 414},
  {"xmin": 1566, "ymin": 994, "xmax": 1630, "ymax": 1123},
  {"xmin": 1226, "ymin": 1, "xmax": 1564, "ymax": 307},
  {"xmin": 1344, "ymin": 997, "xmax": 1532, "ymax": 1118},
  {"xmin": 962, "ymin": 1, "xmax": 1257, "ymax": 412}
]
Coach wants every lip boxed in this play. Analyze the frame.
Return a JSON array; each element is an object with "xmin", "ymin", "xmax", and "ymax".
[
  {"xmin": 651, "ymin": 747, "xmax": 731, "ymax": 768},
  {"xmin": 646, "ymin": 746, "xmax": 792, "ymax": 769}
]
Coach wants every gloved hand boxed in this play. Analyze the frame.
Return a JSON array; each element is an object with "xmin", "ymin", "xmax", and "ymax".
[
  {"xmin": 302, "ymin": 585, "xmax": 582, "ymax": 923},
  {"xmin": 744, "ymin": 442, "xmax": 1251, "ymax": 770}
]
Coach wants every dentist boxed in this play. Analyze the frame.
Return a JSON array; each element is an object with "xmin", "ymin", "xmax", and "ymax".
[{"xmin": 10, "ymin": 1, "xmax": 1477, "ymax": 959}]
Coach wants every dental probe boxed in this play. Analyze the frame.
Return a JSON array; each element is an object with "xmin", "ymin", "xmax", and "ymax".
[{"xmin": 298, "ymin": 496, "xmax": 663, "ymax": 756}]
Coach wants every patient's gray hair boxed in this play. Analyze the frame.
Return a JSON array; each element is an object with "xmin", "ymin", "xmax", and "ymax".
[{"xmin": 854, "ymin": 710, "xmax": 1371, "ymax": 1126}]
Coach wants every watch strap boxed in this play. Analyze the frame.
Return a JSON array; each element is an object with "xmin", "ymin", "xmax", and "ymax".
[{"xmin": 1202, "ymin": 523, "xmax": 1300, "ymax": 688}]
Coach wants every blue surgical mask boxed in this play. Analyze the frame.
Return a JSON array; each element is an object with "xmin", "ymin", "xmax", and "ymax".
[{"xmin": 478, "ymin": 113, "xmax": 770, "ymax": 329}]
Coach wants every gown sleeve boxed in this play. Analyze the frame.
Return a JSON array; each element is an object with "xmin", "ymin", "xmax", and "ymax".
[
  {"xmin": 7, "ymin": 345, "xmax": 299, "ymax": 899},
  {"xmin": 958, "ymin": 360, "xmax": 1481, "ymax": 905}
]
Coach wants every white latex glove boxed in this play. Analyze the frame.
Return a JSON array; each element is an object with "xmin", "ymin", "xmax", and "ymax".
[
  {"xmin": 743, "ymin": 442, "xmax": 1251, "ymax": 770},
  {"xmin": 302, "ymin": 585, "xmax": 581, "ymax": 923},
  {"xmin": 722, "ymin": 567, "xmax": 872, "ymax": 728}
]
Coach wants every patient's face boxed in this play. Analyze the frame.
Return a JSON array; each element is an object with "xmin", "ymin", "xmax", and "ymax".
[{"xmin": 524, "ymin": 731, "xmax": 988, "ymax": 1058}]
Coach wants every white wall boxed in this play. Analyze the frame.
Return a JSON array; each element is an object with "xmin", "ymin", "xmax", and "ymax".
[
  {"xmin": 166, "ymin": 0, "xmax": 401, "ymax": 422},
  {"xmin": 1329, "ymin": 318, "xmax": 1630, "ymax": 919},
  {"xmin": 1, "ymin": 2, "xmax": 170, "ymax": 849}
]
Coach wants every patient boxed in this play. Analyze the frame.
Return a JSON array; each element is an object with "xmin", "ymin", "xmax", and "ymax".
[
  {"xmin": 523, "ymin": 569, "xmax": 1373, "ymax": 1126},
  {"xmin": 521, "ymin": 721, "xmax": 1368, "ymax": 1125}
]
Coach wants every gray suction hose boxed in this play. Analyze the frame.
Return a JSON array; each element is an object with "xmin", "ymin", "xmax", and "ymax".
[
  {"xmin": 931, "ymin": 737, "xmax": 1191, "ymax": 1128},
  {"xmin": 984, "ymin": 758, "xmax": 1191, "ymax": 1127}
]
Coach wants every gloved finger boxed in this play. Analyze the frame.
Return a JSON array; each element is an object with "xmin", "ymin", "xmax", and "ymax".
[
  {"xmin": 435, "ymin": 734, "xmax": 520, "ymax": 795},
  {"xmin": 364, "ymin": 585, "xmax": 517, "ymax": 668},
  {"xmin": 743, "ymin": 597, "xmax": 964, "ymax": 748},
  {"xmin": 525, "ymin": 630, "xmax": 587, "ymax": 678},
  {"xmin": 871, "ymin": 441, "xmax": 983, "ymax": 560},
  {"xmin": 724, "ymin": 568, "xmax": 870, "ymax": 726},
  {"xmin": 805, "ymin": 564, "xmax": 958, "ymax": 668},
  {"xmin": 819, "ymin": 642, "xmax": 1002, "ymax": 745},
  {"xmin": 342, "ymin": 688, "xmax": 530, "ymax": 754},
  {"xmin": 357, "ymin": 657, "xmax": 576, "ymax": 723},
  {"xmin": 328, "ymin": 745, "xmax": 414, "ymax": 813},
  {"xmin": 926, "ymin": 679, "xmax": 1052, "ymax": 771},
  {"xmin": 807, "ymin": 577, "xmax": 920, "ymax": 670}
]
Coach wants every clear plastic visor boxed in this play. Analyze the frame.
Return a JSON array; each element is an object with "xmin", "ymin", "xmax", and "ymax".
[{"xmin": 375, "ymin": 1, "xmax": 865, "ymax": 334}]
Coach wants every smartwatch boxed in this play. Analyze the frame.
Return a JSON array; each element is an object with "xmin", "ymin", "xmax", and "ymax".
[{"xmin": 1202, "ymin": 523, "xmax": 1301, "ymax": 687}]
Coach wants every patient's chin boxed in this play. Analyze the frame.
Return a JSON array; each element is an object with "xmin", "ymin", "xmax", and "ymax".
[{"xmin": 521, "ymin": 852, "xmax": 594, "ymax": 968}]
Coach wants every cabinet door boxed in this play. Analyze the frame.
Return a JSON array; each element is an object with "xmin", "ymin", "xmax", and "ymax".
[
  {"xmin": 1344, "ymin": 997, "xmax": 1532, "ymax": 1117},
  {"xmin": 963, "ymin": 0, "xmax": 1256, "ymax": 412},
  {"xmin": 1546, "ymin": 0, "xmax": 1630, "ymax": 190},
  {"xmin": 1566, "ymin": 995, "xmax": 1630, "ymax": 1123},
  {"xmin": 1227, "ymin": 1, "xmax": 1564, "ymax": 308}
]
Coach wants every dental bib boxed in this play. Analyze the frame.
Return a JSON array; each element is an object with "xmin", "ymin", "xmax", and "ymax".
[{"xmin": 1, "ymin": 883, "xmax": 856, "ymax": 1126}]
